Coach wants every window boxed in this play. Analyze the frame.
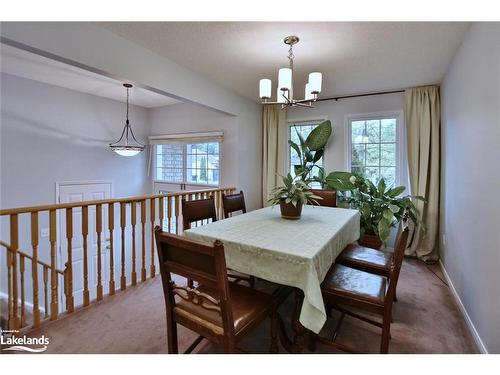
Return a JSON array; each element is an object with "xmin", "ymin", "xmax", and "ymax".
[
  {"xmin": 288, "ymin": 121, "xmax": 324, "ymax": 188},
  {"xmin": 155, "ymin": 141, "xmax": 220, "ymax": 186},
  {"xmin": 347, "ymin": 112, "xmax": 402, "ymax": 187}
]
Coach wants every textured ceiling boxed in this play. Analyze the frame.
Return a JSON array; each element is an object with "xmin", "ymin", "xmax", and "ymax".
[
  {"xmin": 97, "ymin": 22, "xmax": 470, "ymax": 101},
  {"xmin": 0, "ymin": 43, "xmax": 181, "ymax": 108}
]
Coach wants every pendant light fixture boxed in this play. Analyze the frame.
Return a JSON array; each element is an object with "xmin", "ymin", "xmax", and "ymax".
[
  {"xmin": 259, "ymin": 36, "xmax": 322, "ymax": 109},
  {"xmin": 109, "ymin": 83, "xmax": 145, "ymax": 156}
]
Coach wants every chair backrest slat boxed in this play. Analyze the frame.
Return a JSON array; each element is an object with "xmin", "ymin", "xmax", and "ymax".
[
  {"xmin": 221, "ymin": 190, "xmax": 246, "ymax": 218},
  {"xmin": 182, "ymin": 197, "xmax": 217, "ymax": 230}
]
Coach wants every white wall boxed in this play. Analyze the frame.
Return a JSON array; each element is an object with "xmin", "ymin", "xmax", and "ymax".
[
  {"xmin": 0, "ymin": 73, "xmax": 150, "ymax": 210},
  {"xmin": 149, "ymin": 102, "xmax": 239, "ymax": 191},
  {"xmin": 440, "ymin": 23, "xmax": 500, "ymax": 353},
  {"xmin": 286, "ymin": 93, "xmax": 404, "ymax": 175}
]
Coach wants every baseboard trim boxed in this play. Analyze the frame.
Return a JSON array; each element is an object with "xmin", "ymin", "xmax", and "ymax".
[
  {"xmin": 439, "ymin": 260, "xmax": 488, "ymax": 354},
  {"xmin": 0, "ymin": 291, "xmax": 46, "ymax": 314}
]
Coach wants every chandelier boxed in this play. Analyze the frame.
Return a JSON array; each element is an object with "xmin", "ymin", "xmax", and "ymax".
[
  {"xmin": 259, "ymin": 36, "xmax": 322, "ymax": 108},
  {"xmin": 109, "ymin": 83, "xmax": 145, "ymax": 157}
]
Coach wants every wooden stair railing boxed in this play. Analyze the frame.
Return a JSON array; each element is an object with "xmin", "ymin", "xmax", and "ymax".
[{"xmin": 0, "ymin": 187, "xmax": 236, "ymax": 332}]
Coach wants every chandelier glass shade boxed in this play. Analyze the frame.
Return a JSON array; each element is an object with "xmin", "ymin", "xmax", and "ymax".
[
  {"xmin": 109, "ymin": 83, "xmax": 145, "ymax": 157},
  {"xmin": 259, "ymin": 36, "xmax": 322, "ymax": 108}
]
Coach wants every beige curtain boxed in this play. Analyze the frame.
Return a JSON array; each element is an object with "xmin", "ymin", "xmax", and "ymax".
[
  {"xmin": 262, "ymin": 105, "xmax": 287, "ymax": 207},
  {"xmin": 405, "ymin": 86, "xmax": 440, "ymax": 261}
]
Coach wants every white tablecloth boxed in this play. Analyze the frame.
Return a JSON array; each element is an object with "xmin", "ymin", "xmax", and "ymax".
[{"xmin": 184, "ymin": 205, "xmax": 360, "ymax": 333}]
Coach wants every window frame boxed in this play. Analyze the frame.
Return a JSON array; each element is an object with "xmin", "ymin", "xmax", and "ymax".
[
  {"xmin": 344, "ymin": 110, "xmax": 405, "ymax": 187},
  {"xmin": 152, "ymin": 141, "xmax": 222, "ymax": 188},
  {"xmin": 286, "ymin": 117, "xmax": 328, "ymax": 184}
]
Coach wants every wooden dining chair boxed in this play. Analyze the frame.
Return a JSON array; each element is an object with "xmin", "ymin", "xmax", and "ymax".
[
  {"xmin": 335, "ymin": 213, "xmax": 408, "ymax": 302},
  {"xmin": 306, "ymin": 189, "xmax": 337, "ymax": 207},
  {"xmin": 314, "ymin": 216, "xmax": 409, "ymax": 353},
  {"xmin": 154, "ymin": 227, "xmax": 279, "ymax": 354},
  {"xmin": 221, "ymin": 190, "xmax": 246, "ymax": 218},
  {"xmin": 182, "ymin": 196, "xmax": 255, "ymax": 288},
  {"xmin": 182, "ymin": 196, "xmax": 218, "ymax": 231}
]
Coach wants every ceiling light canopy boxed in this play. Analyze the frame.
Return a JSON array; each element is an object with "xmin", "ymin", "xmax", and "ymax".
[
  {"xmin": 109, "ymin": 83, "xmax": 145, "ymax": 157},
  {"xmin": 259, "ymin": 36, "xmax": 322, "ymax": 109}
]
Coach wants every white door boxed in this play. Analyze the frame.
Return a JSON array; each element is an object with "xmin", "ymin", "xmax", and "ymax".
[{"xmin": 58, "ymin": 182, "xmax": 112, "ymax": 307}]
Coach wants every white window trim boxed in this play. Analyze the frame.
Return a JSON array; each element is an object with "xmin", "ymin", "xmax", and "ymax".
[
  {"xmin": 150, "ymin": 131, "xmax": 223, "ymax": 188},
  {"xmin": 286, "ymin": 117, "xmax": 329, "ymax": 178},
  {"xmin": 344, "ymin": 110, "xmax": 406, "ymax": 187}
]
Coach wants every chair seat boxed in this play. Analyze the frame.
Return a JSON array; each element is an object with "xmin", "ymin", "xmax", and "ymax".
[
  {"xmin": 321, "ymin": 264, "xmax": 387, "ymax": 305},
  {"xmin": 336, "ymin": 243, "xmax": 393, "ymax": 276},
  {"xmin": 175, "ymin": 283, "xmax": 274, "ymax": 336}
]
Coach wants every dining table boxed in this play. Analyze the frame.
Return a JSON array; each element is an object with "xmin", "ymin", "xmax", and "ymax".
[{"xmin": 184, "ymin": 204, "xmax": 360, "ymax": 352}]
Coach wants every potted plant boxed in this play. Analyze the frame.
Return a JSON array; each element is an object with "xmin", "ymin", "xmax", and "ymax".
[
  {"xmin": 325, "ymin": 172, "xmax": 425, "ymax": 248},
  {"xmin": 268, "ymin": 174, "xmax": 322, "ymax": 219},
  {"xmin": 288, "ymin": 120, "xmax": 332, "ymax": 188}
]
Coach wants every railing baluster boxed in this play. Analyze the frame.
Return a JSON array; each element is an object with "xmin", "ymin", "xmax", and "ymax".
[
  {"xmin": 43, "ymin": 265, "xmax": 49, "ymax": 318},
  {"xmin": 159, "ymin": 197, "xmax": 164, "ymax": 232},
  {"xmin": 31, "ymin": 212, "xmax": 41, "ymax": 327},
  {"xmin": 6, "ymin": 240, "xmax": 12, "ymax": 328},
  {"xmin": 65, "ymin": 207, "xmax": 74, "ymax": 313},
  {"xmin": 120, "ymin": 202, "xmax": 127, "ymax": 291},
  {"xmin": 175, "ymin": 195, "xmax": 180, "ymax": 234},
  {"xmin": 49, "ymin": 209, "xmax": 58, "ymax": 320},
  {"xmin": 150, "ymin": 198, "xmax": 156, "ymax": 278},
  {"xmin": 82, "ymin": 206, "xmax": 90, "ymax": 306},
  {"xmin": 96, "ymin": 204, "xmax": 103, "ymax": 300},
  {"xmin": 131, "ymin": 201, "xmax": 137, "ymax": 286},
  {"xmin": 9, "ymin": 214, "xmax": 19, "ymax": 329},
  {"xmin": 167, "ymin": 196, "xmax": 172, "ymax": 233},
  {"xmin": 20, "ymin": 254, "xmax": 26, "ymax": 327},
  {"xmin": 141, "ymin": 199, "xmax": 147, "ymax": 282},
  {"xmin": 108, "ymin": 202, "xmax": 115, "ymax": 295},
  {"xmin": 63, "ymin": 263, "xmax": 69, "ymax": 312}
]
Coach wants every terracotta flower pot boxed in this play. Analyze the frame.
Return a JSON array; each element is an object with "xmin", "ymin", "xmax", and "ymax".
[
  {"xmin": 279, "ymin": 200, "xmax": 303, "ymax": 220},
  {"xmin": 358, "ymin": 233, "xmax": 383, "ymax": 250}
]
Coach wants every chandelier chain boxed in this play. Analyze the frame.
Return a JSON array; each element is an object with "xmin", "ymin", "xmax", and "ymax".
[{"xmin": 288, "ymin": 44, "xmax": 294, "ymax": 70}]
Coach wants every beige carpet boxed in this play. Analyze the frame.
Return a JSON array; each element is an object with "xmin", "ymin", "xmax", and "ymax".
[{"xmin": 13, "ymin": 259, "xmax": 477, "ymax": 354}]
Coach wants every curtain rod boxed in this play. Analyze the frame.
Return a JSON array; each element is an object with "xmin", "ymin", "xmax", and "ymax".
[{"xmin": 317, "ymin": 89, "xmax": 405, "ymax": 102}]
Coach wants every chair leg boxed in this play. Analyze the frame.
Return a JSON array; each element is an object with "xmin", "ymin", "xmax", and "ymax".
[
  {"xmin": 270, "ymin": 308, "xmax": 279, "ymax": 353},
  {"xmin": 380, "ymin": 313, "xmax": 391, "ymax": 354},
  {"xmin": 167, "ymin": 319, "xmax": 179, "ymax": 354},
  {"xmin": 223, "ymin": 339, "xmax": 237, "ymax": 353}
]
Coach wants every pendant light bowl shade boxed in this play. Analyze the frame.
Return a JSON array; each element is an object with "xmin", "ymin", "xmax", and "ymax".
[
  {"xmin": 110, "ymin": 145, "xmax": 144, "ymax": 157},
  {"xmin": 109, "ymin": 83, "xmax": 145, "ymax": 156}
]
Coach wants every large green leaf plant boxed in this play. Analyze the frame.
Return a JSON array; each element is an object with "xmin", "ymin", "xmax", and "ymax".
[
  {"xmin": 288, "ymin": 120, "xmax": 332, "ymax": 187},
  {"xmin": 268, "ymin": 173, "xmax": 322, "ymax": 207},
  {"xmin": 325, "ymin": 172, "xmax": 425, "ymax": 244}
]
